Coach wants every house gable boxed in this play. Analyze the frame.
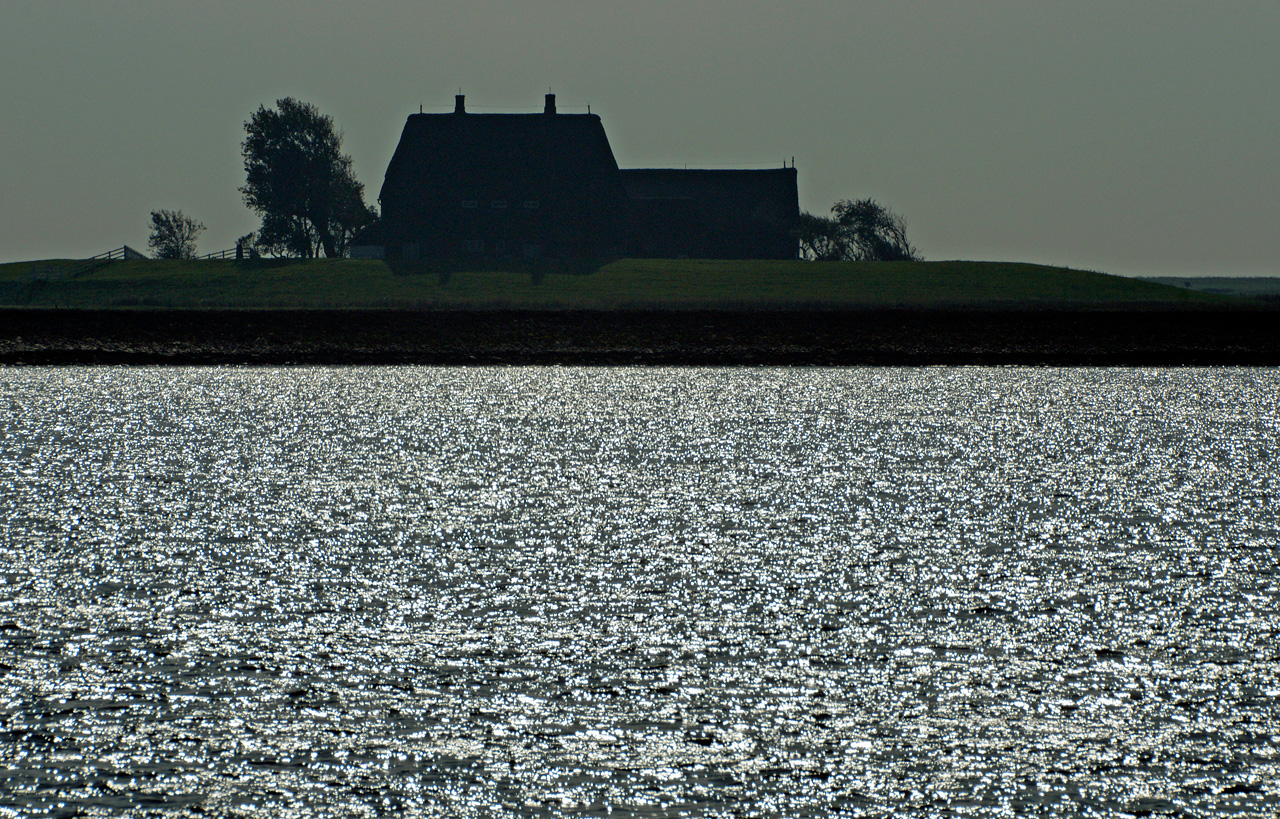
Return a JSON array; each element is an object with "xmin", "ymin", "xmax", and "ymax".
[{"xmin": 379, "ymin": 96, "xmax": 628, "ymax": 258}]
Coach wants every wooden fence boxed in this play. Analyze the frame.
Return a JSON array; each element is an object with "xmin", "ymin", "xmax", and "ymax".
[{"xmin": 86, "ymin": 245, "xmax": 149, "ymax": 263}]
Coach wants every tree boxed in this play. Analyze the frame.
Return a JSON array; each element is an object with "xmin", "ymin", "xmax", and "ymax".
[
  {"xmin": 832, "ymin": 198, "xmax": 920, "ymax": 261},
  {"xmin": 240, "ymin": 98, "xmax": 377, "ymax": 258},
  {"xmin": 147, "ymin": 209, "xmax": 205, "ymax": 259},
  {"xmin": 252, "ymin": 211, "xmax": 319, "ymax": 259},
  {"xmin": 796, "ymin": 198, "xmax": 921, "ymax": 262}
]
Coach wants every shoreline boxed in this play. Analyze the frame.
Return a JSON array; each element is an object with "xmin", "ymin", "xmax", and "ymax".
[{"xmin": 2, "ymin": 308, "xmax": 1278, "ymax": 366}]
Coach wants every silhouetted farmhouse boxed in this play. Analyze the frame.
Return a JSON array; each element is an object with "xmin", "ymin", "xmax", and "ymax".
[{"xmin": 361, "ymin": 95, "xmax": 799, "ymax": 260}]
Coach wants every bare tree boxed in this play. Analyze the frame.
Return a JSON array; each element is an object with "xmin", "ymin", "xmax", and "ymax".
[
  {"xmin": 795, "ymin": 211, "xmax": 845, "ymax": 261},
  {"xmin": 147, "ymin": 209, "xmax": 205, "ymax": 260},
  {"xmin": 797, "ymin": 198, "xmax": 921, "ymax": 262},
  {"xmin": 832, "ymin": 198, "xmax": 920, "ymax": 261}
]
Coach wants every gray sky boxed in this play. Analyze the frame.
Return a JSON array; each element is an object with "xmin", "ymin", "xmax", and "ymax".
[{"xmin": 2, "ymin": 0, "xmax": 1276, "ymax": 276}]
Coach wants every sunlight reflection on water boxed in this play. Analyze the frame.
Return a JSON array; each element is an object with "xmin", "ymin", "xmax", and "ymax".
[{"xmin": 1, "ymin": 366, "xmax": 1278, "ymax": 817}]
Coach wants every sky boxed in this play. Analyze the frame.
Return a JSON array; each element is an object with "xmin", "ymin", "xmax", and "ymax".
[{"xmin": 1, "ymin": 1, "xmax": 1276, "ymax": 276}]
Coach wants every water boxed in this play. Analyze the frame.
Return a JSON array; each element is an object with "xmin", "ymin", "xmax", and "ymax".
[{"xmin": 1, "ymin": 366, "xmax": 1277, "ymax": 817}]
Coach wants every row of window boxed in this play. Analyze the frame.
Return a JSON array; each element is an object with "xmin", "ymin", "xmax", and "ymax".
[
  {"xmin": 459, "ymin": 240, "xmax": 542, "ymax": 257},
  {"xmin": 460, "ymin": 200, "xmax": 540, "ymax": 210},
  {"xmin": 401, "ymin": 241, "xmax": 543, "ymax": 258}
]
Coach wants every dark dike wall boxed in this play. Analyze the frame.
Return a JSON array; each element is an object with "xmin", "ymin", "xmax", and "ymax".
[{"xmin": 2, "ymin": 309, "xmax": 1278, "ymax": 366}]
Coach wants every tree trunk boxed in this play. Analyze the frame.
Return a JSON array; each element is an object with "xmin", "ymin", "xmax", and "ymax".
[{"xmin": 319, "ymin": 230, "xmax": 338, "ymax": 258}]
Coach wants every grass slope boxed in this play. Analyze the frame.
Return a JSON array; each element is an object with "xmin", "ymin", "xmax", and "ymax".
[{"xmin": 0, "ymin": 257, "xmax": 1231, "ymax": 310}]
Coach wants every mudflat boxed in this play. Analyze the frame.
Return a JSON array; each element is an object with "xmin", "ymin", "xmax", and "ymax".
[{"xmin": 2, "ymin": 308, "xmax": 1277, "ymax": 365}]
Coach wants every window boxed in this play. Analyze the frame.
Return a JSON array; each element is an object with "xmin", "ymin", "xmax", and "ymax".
[
  {"xmin": 461, "ymin": 200, "xmax": 478, "ymax": 209},
  {"xmin": 523, "ymin": 200, "xmax": 540, "ymax": 210},
  {"xmin": 491, "ymin": 200, "xmax": 508, "ymax": 209}
]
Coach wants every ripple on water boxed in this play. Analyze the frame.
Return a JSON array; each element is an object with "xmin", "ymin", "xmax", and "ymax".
[{"xmin": 1, "ymin": 366, "xmax": 1278, "ymax": 817}]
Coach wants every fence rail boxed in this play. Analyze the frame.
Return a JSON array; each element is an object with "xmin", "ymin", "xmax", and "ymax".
[
  {"xmin": 57, "ymin": 246, "xmax": 147, "ymax": 279},
  {"xmin": 200, "ymin": 248, "xmax": 240, "ymax": 260},
  {"xmin": 87, "ymin": 245, "xmax": 148, "ymax": 262}
]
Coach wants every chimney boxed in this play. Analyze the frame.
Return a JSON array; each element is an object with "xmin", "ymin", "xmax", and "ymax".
[
  {"xmin": 454, "ymin": 94, "xmax": 465, "ymax": 114},
  {"xmin": 544, "ymin": 93, "xmax": 556, "ymax": 115}
]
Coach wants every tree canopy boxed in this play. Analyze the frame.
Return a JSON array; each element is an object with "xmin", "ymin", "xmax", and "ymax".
[
  {"xmin": 797, "ymin": 198, "xmax": 921, "ymax": 262},
  {"xmin": 240, "ymin": 98, "xmax": 377, "ymax": 258},
  {"xmin": 146, "ymin": 209, "xmax": 205, "ymax": 260}
]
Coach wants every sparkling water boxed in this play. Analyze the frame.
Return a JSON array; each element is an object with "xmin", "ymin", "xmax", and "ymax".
[{"xmin": 2, "ymin": 366, "xmax": 1277, "ymax": 816}]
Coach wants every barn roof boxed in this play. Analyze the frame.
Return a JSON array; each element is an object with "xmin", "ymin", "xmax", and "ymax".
[{"xmin": 620, "ymin": 168, "xmax": 799, "ymax": 207}]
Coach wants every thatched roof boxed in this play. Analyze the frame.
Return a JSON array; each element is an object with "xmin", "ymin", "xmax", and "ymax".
[
  {"xmin": 379, "ymin": 110, "xmax": 626, "ymax": 210},
  {"xmin": 621, "ymin": 168, "xmax": 798, "ymax": 212}
]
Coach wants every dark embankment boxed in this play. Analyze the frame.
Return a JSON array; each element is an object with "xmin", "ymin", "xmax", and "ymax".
[{"xmin": 2, "ymin": 308, "xmax": 1278, "ymax": 365}]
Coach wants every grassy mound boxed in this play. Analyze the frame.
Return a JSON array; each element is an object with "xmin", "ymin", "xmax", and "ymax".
[{"xmin": 0, "ymin": 257, "xmax": 1231, "ymax": 310}]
